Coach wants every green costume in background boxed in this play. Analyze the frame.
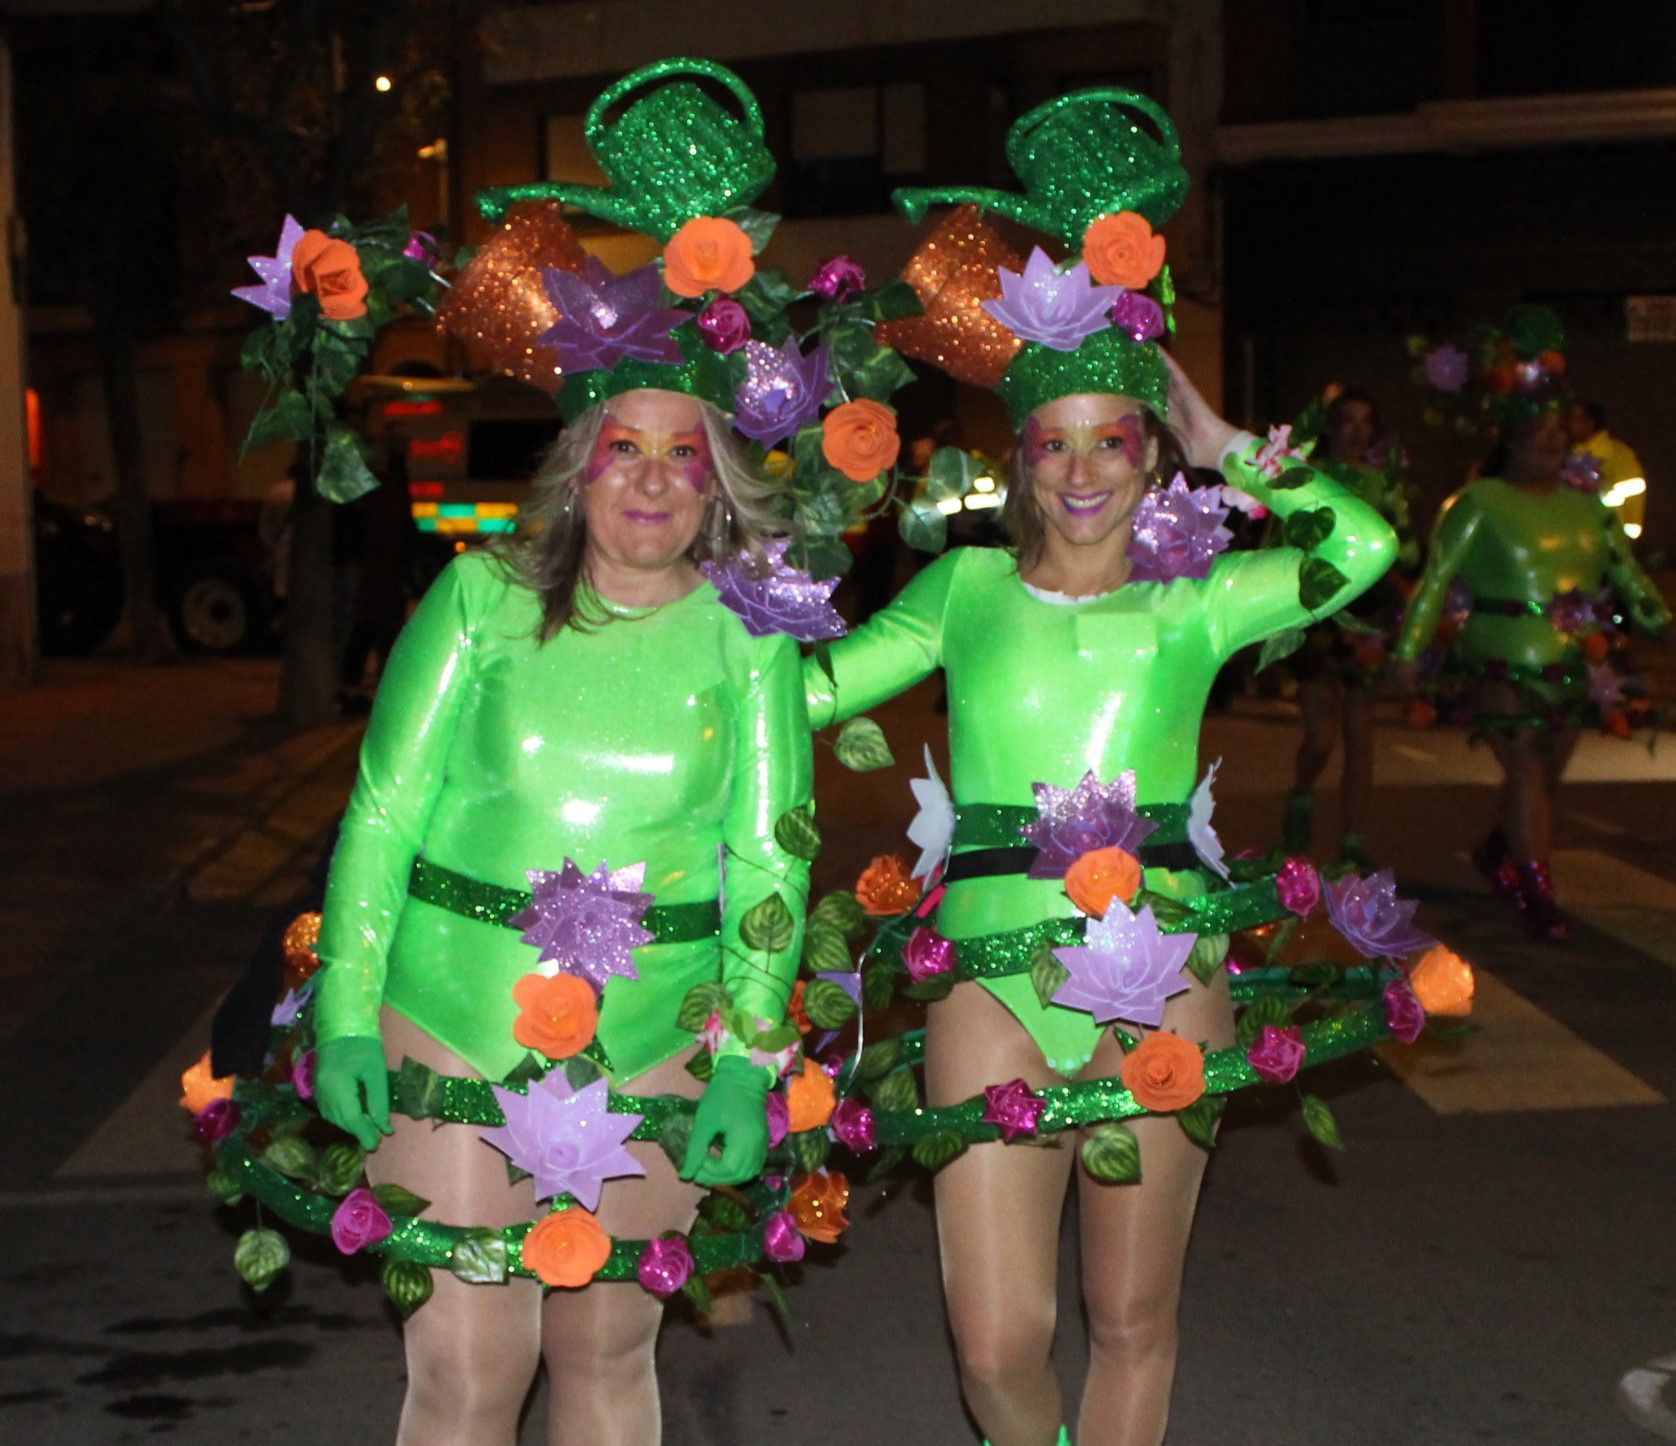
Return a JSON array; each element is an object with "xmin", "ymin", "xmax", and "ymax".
[
  {"xmin": 808, "ymin": 438, "xmax": 1397, "ymax": 1073},
  {"xmin": 315, "ymin": 551, "xmax": 812, "ymax": 1084}
]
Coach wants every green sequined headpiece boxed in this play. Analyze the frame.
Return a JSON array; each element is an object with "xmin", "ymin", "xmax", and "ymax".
[{"xmin": 997, "ymin": 330, "xmax": 1168, "ymax": 424}]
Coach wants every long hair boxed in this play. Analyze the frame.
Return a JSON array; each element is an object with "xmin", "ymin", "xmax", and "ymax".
[
  {"xmin": 498, "ymin": 397, "xmax": 785, "ymax": 640},
  {"xmin": 1000, "ymin": 406, "xmax": 1191, "ymax": 572}
]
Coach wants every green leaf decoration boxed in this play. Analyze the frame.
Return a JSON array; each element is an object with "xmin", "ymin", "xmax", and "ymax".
[
  {"xmin": 898, "ymin": 499, "xmax": 948, "ymax": 554},
  {"xmin": 811, "ymin": 641, "xmax": 837, "ymax": 689},
  {"xmin": 701, "ymin": 1191, "xmax": 752, "ymax": 1231},
  {"xmin": 685, "ymin": 1049, "xmax": 716, "ymax": 1083},
  {"xmin": 204, "ymin": 1167, "xmax": 244, "ymax": 1206},
  {"xmin": 1111, "ymin": 1027, "xmax": 1140, "ymax": 1054},
  {"xmin": 1284, "ymin": 506, "xmax": 1336, "ymax": 551},
  {"xmin": 244, "ymin": 390, "xmax": 313, "ymax": 451},
  {"xmin": 233, "ymin": 1228, "xmax": 291, "ymax": 1292},
  {"xmin": 450, "ymin": 1228, "xmax": 509, "ymax": 1285},
  {"xmin": 504, "ymin": 1160, "xmax": 532, "ymax": 1186},
  {"xmin": 903, "ymin": 971, "xmax": 955, "ymax": 1002},
  {"xmin": 682, "ymin": 1273, "xmax": 716, "ymax": 1315},
  {"xmin": 801, "ymin": 920, "xmax": 852, "ymax": 975},
  {"xmin": 757, "ymin": 1268, "xmax": 793, "ymax": 1329},
  {"xmin": 1134, "ymin": 890, "xmax": 1195, "ymax": 931},
  {"xmin": 728, "ymin": 205, "xmax": 781, "ymax": 254},
  {"xmin": 739, "ymin": 893, "xmax": 796, "ymax": 954},
  {"xmin": 316, "ymin": 423, "xmax": 380, "ymax": 504},
  {"xmin": 1256, "ymin": 628, "xmax": 1307, "ymax": 673},
  {"xmin": 866, "ymin": 1144, "xmax": 908, "ymax": 1181},
  {"xmin": 1236, "ymin": 991, "xmax": 1292, "ymax": 1050},
  {"xmin": 862, "ymin": 958, "xmax": 897, "ymax": 1009},
  {"xmin": 1080, "ymin": 1122, "xmax": 1142, "ymax": 1184},
  {"xmin": 380, "ymin": 1258, "xmax": 434, "ymax": 1319},
  {"xmin": 849, "ymin": 346, "xmax": 916, "ymax": 402},
  {"xmin": 1269, "ymin": 465, "xmax": 1314, "ymax": 491},
  {"xmin": 834, "ymin": 717, "xmax": 895, "ymax": 772},
  {"xmin": 371, "ymin": 1182, "xmax": 432, "ymax": 1218},
  {"xmin": 811, "ymin": 890, "xmax": 865, "ymax": 937},
  {"xmin": 1030, "ymin": 941, "xmax": 1071, "ymax": 1010},
  {"xmin": 1286, "ymin": 959, "xmax": 1339, "ymax": 987},
  {"xmin": 262, "ymin": 1136, "xmax": 316, "ymax": 1181},
  {"xmin": 864, "ymin": 279, "xmax": 923, "ymax": 323},
  {"xmin": 315, "ymin": 1141, "xmax": 366, "ymax": 1197},
  {"xmin": 392, "ymin": 1056, "xmax": 444, "ymax": 1118},
  {"xmin": 1422, "ymin": 1019, "xmax": 1480, "ymax": 1042},
  {"xmin": 1185, "ymin": 932, "xmax": 1230, "ymax": 986},
  {"xmin": 854, "ymin": 1038, "xmax": 902, "ymax": 1082},
  {"xmin": 802, "ymin": 977, "xmax": 859, "ymax": 1030},
  {"xmin": 562, "ymin": 1055, "xmax": 602, "ymax": 1090},
  {"xmin": 657, "ymin": 1111, "xmax": 694, "ymax": 1171},
  {"xmin": 791, "ymin": 1129, "xmax": 831, "ymax": 1172},
  {"xmin": 870, "ymin": 1066, "xmax": 920, "ymax": 1115},
  {"xmin": 1301, "ymin": 1093, "xmax": 1344, "ymax": 1151},
  {"xmin": 1263, "ymin": 916, "xmax": 1300, "ymax": 964},
  {"xmin": 676, "ymin": 981, "xmax": 732, "ymax": 1034},
  {"xmin": 1299, "ymin": 557, "xmax": 1350, "ymax": 613},
  {"xmin": 1177, "ymin": 1095, "xmax": 1225, "ymax": 1150},
  {"xmin": 750, "ymin": 1022, "xmax": 802, "ymax": 1055},
  {"xmin": 500, "ymin": 1053, "xmax": 549, "ymax": 1088},
  {"xmin": 774, "ymin": 804, "xmax": 822, "ymax": 862},
  {"xmin": 1332, "ymin": 607, "xmax": 1383, "ymax": 634},
  {"xmin": 738, "ymin": 267, "xmax": 801, "ymax": 328},
  {"xmin": 911, "ymin": 1131, "xmax": 968, "ymax": 1172},
  {"xmin": 926, "ymin": 445, "xmax": 981, "ymax": 502}
]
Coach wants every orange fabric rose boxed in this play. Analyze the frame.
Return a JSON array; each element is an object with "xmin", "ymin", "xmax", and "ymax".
[
  {"xmin": 821, "ymin": 399, "xmax": 901, "ymax": 482},
  {"xmin": 855, "ymin": 855, "xmax": 923, "ymax": 916},
  {"xmin": 662, "ymin": 216, "xmax": 755, "ymax": 298},
  {"xmin": 789, "ymin": 1168, "xmax": 850, "ymax": 1243},
  {"xmin": 291, "ymin": 230, "xmax": 369, "ymax": 321},
  {"xmin": 180, "ymin": 1051, "xmax": 235, "ymax": 1114},
  {"xmin": 785, "ymin": 1057, "xmax": 837, "ymax": 1133},
  {"xmin": 1120, "ymin": 1031, "xmax": 1206, "ymax": 1113},
  {"xmin": 512, "ymin": 973, "xmax": 600, "ymax": 1060},
  {"xmin": 522, "ymin": 1206, "xmax": 612, "ymax": 1288},
  {"xmin": 1081, "ymin": 210, "xmax": 1167, "ymax": 289},
  {"xmin": 789, "ymin": 979, "xmax": 813, "ymax": 1036},
  {"xmin": 1538, "ymin": 349, "xmax": 1567, "ymax": 374},
  {"xmin": 1065, "ymin": 847, "xmax": 1143, "ymax": 919},
  {"xmin": 1408, "ymin": 944, "xmax": 1474, "ymax": 1017},
  {"xmin": 1581, "ymin": 632, "xmax": 1610, "ymax": 661}
]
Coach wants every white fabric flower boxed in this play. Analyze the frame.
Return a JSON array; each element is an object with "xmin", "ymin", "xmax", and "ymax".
[
  {"xmin": 1188, "ymin": 759, "xmax": 1230, "ymax": 881},
  {"xmin": 906, "ymin": 745, "xmax": 955, "ymax": 881}
]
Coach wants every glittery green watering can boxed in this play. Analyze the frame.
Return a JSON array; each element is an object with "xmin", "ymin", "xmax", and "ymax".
[
  {"xmin": 895, "ymin": 87, "xmax": 1189, "ymax": 242},
  {"xmin": 477, "ymin": 57, "xmax": 775, "ymax": 239}
]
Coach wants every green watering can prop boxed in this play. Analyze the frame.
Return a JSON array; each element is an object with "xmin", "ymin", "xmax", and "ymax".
[
  {"xmin": 895, "ymin": 87, "xmax": 1189, "ymax": 242},
  {"xmin": 477, "ymin": 57, "xmax": 775, "ymax": 239}
]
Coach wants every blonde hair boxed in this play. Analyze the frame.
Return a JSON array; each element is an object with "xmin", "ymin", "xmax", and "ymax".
[{"xmin": 498, "ymin": 397, "xmax": 786, "ymax": 639}]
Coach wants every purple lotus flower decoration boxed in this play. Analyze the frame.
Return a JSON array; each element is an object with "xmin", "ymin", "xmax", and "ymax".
[
  {"xmin": 1109, "ymin": 290, "xmax": 1167, "ymax": 342},
  {"xmin": 1022, "ymin": 769, "xmax": 1156, "ymax": 881},
  {"xmin": 983, "ymin": 249, "xmax": 1126, "ymax": 352},
  {"xmin": 1126, "ymin": 473, "xmax": 1234, "ymax": 583},
  {"xmin": 270, "ymin": 985, "xmax": 309, "ymax": 1029},
  {"xmin": 538, "ymin": 258, "xmax": 687, "ymax": 374},
  {"xmin": 1424, "ymin": 344, "xmax": 1469, "ymax": 393},
  {"xmin": 1549, "ymin": 589, "xmax": 1601, "ymax": 636},
  {"xmin": 700, "ymin": 538, "xmax": 847, "ymax": 642},
  {"xmin": 982, "ymin": 1078, "xmax": 1046, "ymax": 1142},
  {"xmin": 1324, "ymin": 869, "xmax": 1435, "ymax": 961},
  {"xmin": 1588, "ymin": 662, "xmax": 1625, "ymax": 712},
  {"xmin": 1188, "ymin": 761, "xmax": 1229, "ymax": 881},
  {"xmin": 733, "ymin": 338, "xmax": 833, "ymax": 446},
  {"xmin": 906, "ymin": 745, "xmax": 955, "ymax": 881},
  {"xmin": 510, "ymin": 859, "xmax": 654, "ymax": 992},
  {"xmin": 232, "ymin": 214, "xmax": 304, "ymax": 319},
  {"xmin": 1560, "ymin": 451, "xmax": 1603, "ymax": 492},
  {"xmin": 479, "ymin": 1074, "xmax": 645, "ymax": 1211},
  {"xmin": 1052, "ymin": 901, "xmax": 1197, "ymax": 1028}
]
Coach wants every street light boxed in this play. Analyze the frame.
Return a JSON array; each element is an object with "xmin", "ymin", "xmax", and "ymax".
[{"xmin": 374, "ymin": 74, "xmax": 393, "ymax": 93}]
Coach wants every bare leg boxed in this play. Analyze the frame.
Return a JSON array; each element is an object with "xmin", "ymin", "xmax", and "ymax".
[
  {"xmin": 365, "ymin": 1009, "xmax": 543, "ymax": 1446},
  {"xmin": 1076, "ymin": 969, "xmax": 1235, "ymax": 1446},
  {"xmin": 1486, "ymin": 729, "xmax": 1550, "ymax": 862},
  {"xmin": 540, "ymin": 1049, "xmax": 707, "ymax": 1446},
  {"xmin": 1340, "ymin": 682, "xmax": 1375, "ymax": 843},
  {"xmin": 926, "ymin": 983, "xmax": 1075, "ymax": 1446}
]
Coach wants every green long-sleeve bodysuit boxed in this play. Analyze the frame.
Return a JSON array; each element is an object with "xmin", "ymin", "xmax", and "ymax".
[
  {"xmin": 1393, "ymin": 477, "xmax": 1668, "ymax": 679},
  {"xmin": 314, "ymin": 552, "xmax": 812, "ymax": 1084},
  {"xmin": 807, "ymin": 438, "xmax": 1397, "ymax": 1074}
]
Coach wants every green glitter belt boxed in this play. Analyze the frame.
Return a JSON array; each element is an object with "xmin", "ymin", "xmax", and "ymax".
[
  {"xmin": 952, "ymin": 801, "xmax": 1191, "ymax": 850},
  {"xmin": 408, "ymin": 857, "xmax": 721, "ymax": 941}
]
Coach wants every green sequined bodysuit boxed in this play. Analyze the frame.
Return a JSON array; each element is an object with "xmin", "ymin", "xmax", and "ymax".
[{"xmin": 314, "ymin": 552, "xmax": 812, "ymax": 1083}]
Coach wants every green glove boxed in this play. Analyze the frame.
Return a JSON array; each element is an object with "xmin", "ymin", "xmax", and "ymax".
[
  {"xmin": 680, "ymin": 1056, "xmax": 772, "ymax": 1187},
  {"xmin": 315, "ymin": 1035, "xmax": 393, "ymax": 1151}
]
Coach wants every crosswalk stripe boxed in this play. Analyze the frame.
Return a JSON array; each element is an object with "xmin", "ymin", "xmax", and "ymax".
[{"xmin": 1552, "ymin": 846, "xmax": 1676, "ymax": 971}]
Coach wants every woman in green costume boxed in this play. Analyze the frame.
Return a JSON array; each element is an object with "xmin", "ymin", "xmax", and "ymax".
[
  {"xmin": 1396, "ymin": 311, "xmax": 1667, "ymax": 939},
  {"xmin": 815, "ymin": 92, "xmax": 1399, "ymax": 1446}
]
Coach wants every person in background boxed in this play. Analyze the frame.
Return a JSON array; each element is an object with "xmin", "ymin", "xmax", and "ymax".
[{"xmin": 1568, "ymin": 400, "xmax": 1648, "ymax": 542}]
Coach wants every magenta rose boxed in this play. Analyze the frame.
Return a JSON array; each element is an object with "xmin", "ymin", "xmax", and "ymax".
[
  {"xmin": 696, "ymin": 297, "xmax": 751, "ymax": 354},
  {"xmin": 636, "ymin": 1235, "xmax": 695, "ymax": 1298},
  {"xmin": 808, "ymin": 255, "xmax": 866, "ymax": 301},
  {"xmin": 762, "ymin": 1208, "xmax": 807, "ymax": 1263},
  {"xmin": 1246, "ymin": 1023, "xmax": 1306, "ymax": 1084},
  {"xmin": 904, "ymin": 926, "xmax": 956, "ymax": 983},
  {"xmin": 981, "ymin": 1078, "xmax": 1045, "ymax": 1142},
  {"xmin": 1274, "ymin": 857, "xmax": 1320, "ymax": 917},
  {"xmin": 329, "ymin": 1186, "xmax": 393, "ymax": 1255},
  {"xmin": 830, "ymin": 1099, "xmax": 877, "ymax": 1153},
  {"xmin": 193, "ymin": 1098, "xmax": 242, "ymax": 1145},
  {"xmin": 291, "ymin": 1048, "xmax": 317, "ymax": 1102},
  {"xmin": 1383, "ymin": 980, "xmax": 1426, "ymax": 1044},
  {"xmin": 764, "ymin": 1090, "xmax": 790, "ymax": 1147}
]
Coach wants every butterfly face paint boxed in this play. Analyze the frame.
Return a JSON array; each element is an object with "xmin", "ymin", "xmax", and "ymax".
[
  {"xmin": 587, "ymin": 418, "xmax": 714, "ymax": 493},
  {"xmin": 1021, "ymin": 413, "xmax": 1145, "ymax": 469},
  {"xmin": 1020, "ymin": 394, "xmax": 1156, "ymax": 554}
]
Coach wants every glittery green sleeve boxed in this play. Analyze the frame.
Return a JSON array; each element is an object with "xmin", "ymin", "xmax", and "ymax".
[
  {"xmin": 1393, "ymin": 489, "xmax": 1482, "ymax": 663},
  {"xmin": 804, "ymin": 548, "xmax": 960, "ymax": 727},
  {"xmin": 1603, "ymin": 506, "xmax": 1670, "ymax": 634}
]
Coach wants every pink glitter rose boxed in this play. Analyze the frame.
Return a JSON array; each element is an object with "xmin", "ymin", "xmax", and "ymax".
[
  {"xmin": 635, "ymin": 1235, "xmax": 695, "ymax": 1298},
  {"xmin": 904, "ymin": 926, "xmax": 956, "ymax": 983},
  {"xmin": 192, "ymin": 1098, "xmax": 242, "ymax": 1145},
  {"xmin": 762, "ymin": 1208, "xmax": 807, "ymax": 1263},
  {"xmin": 764, "ymin": 1090, "xmax": 790, "ymax": 1148},
  {"xmin": 696, "ymin": 296, "xmax": 751, "ymax": 354},
  {"xmin": 1246, "ymin": 1023, "xmax": 1306, "ymax": 1084},
  {"xmin": 1274, "ymin": 857, "xmax": 1321, "ymax": 917},
  {"xmin": 981, "ymin": 1078, "xmax": 1045, "ymax": 1142},
  {"xmin": 829, "ymin": 1098, "xmax": 877, "ymax": 1153},
  {"xmin": 1383, "ymin": 980, "xmax": 1426, "ymax": 1044},
  {"xmin": 329, "ymin": 1187, "xmax": 393, "ymax": 1255},
  {"xmin": 291, "ymin": 1047, "xmax": 316, "ymax": 1102},
  {"xmin": 808, "ymin": 255, "xmax": 866, "ymax": 301}
]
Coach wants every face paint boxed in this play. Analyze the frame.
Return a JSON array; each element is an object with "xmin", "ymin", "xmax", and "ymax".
[
  {"xmin": 587, "ymin": 418, "xmax": 714, "ymax": 492},
  {"xmin": 1024, "ymin": 414, "xmax": 1145, "ymax": 468}
]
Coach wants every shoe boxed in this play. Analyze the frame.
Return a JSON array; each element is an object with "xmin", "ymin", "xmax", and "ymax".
[
  {"xmin": 1338, "ymin": 832, "xmax": 1375, "ymax": 872},
  {"xmin": 1470, "ymin": 828, "xmax": 1518, "ymax": 898},
  {"xmin": 1513, "ymin": 859, "xmax": 1569, "ymax": 941},
  {"xmin": 1282, "ymin": 790, "xmax": 1313, "ymax": 853}
]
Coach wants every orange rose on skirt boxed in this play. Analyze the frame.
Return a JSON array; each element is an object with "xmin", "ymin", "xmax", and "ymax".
[
  {"xmin": 512, "ymin": 972, "xmax": 600, "ymax": 1060},
  {"xmin": 1065, "ymin": 847, "xmax": 1143, "ymax": 919},
  {"xmin": 522, "ymin": 1206, "xmax": 612, "ymax": 1288},
  {"xmin": 790, "ymin": 1168, "xmax": 850, "ymax": 1243},
  {"xmin": 1408, "ymin": 945, "xmax": 1474, "ymax": 1017},
  {"xmin": 662, "ymin": 216, "xmax": 755, "ymax": 298},
  {"xmin": 855, "ymin": 855, "xmax": 922, "ymax": 916},
  {"xmin": 1120, "ymin": 1031, "xmax": 1206, "ymax": 1113},
  {"xmin": 291, "ymin": 230, "xmax": 369, "ymax": 321},
  {"xmin": 821, "ymin": 399, "xmax": 901, "ymax": 482},
  {"xmin": 1081, "ymin": 210, "xmax": 1167, "ymax": 289},
  {"xmin": 179, "ymin": 1051, "xmax": 236, "ymax": 1114},
  {"xmin": 785, "ymin": 1057, "xmax": 837, "ymax": 1133}
]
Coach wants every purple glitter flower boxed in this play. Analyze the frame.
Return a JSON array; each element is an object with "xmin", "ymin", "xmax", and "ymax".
[
  {"xmin": 983, "ymin": 248, "xmax": 1126, "ymax": 352},
  {"xmin": 1424, "ymin": 344, "xmax": 1469, "ymax": 393},
  {"xmin": 907, "ymin": 746, "xmax": 955, "ymax": 882},
  {"xmin": 232, "ymin": 214, "xmax": 305, "ymax": 319},
  {"xmin": 762, "ymin": 1208, "xmax": 807, "ymax": 1263},
  {"xmin": 1324, "ymin": 869, "xmax": 1435, "ymax": 961},
  {"xmin": 1108, "ymin": 290, "xmax": 1167, "ymax": 342},
  {"xmin": 1052, "ymin": 901, "xmax": 1196, "ymax": 1029},
  {"xmin": 1549, "ymin": 589, "xmax": 1600, "ymax": 636},
  {"xmin": 904, "ymin": 926, "xmax": 956, "ymax": 983},
  {"xmin": 330, "ymin": 1187, "xmax": 393, "ymax": 1255},
  {"xmin": 1275, "ymin": 857, "xmax": 1321, "ymax": 917},
  {"xmin": 510, "ymin": 859, "xmax": 654, "ymax": 992},
  {"xmin": 1246, "ymin": 1024, "xmax": 1306, "ymax": 1084},
  {"xmin": 291, "ymin": 1048, "xmax": 316, "ymax": 1102},
  {"xmin": 830, "ymin": 1098, "xmax": 877, "ymax": 1153},
  {"xmin": 1588, "ymin": 662, "xmax": 1625, "ymax": 712},
  {"xmin": 539, "ymin": 258, "xmax": 687, "ymax": 374},
  {"xmin": 696, "ymin": 296, "xmax": 751, "ymax": 353},
  {"xmin": 1022, "ymin": 769, "xmax": 1156, "ymax": 880},
  {"xmin": 479, "ymin": 1074, "xmax": 644, "ymax": 1211},
  {"xmin": 1188, "ymin": 761, "xmax": 1229, "ymax": 880},
  {"xmin": 403, "ymin": 229, "xmax": 440, "ymax": 263},
  {"xmin": 700, "ymin": 538, "xmax": 847, "ymax": 642},
  {"xmin": 733, "ymin": 337, "xmax": 833, "ymax": 446},
  {"xmin": 270, "ymin": 986, "xmax": 308, "ymax": 1029},
  {"xmin": 1126, "ymin": 473, "xmax": 1234, "ymax": 583},
  {"xmin": 982, "ymin": 1078, "xmax": 1046, "ymax": 1142},
  {"xmin": 1560, "ymin": 451, "xmax": 1603, "ymax": 492},
  {"xmin": 1383, "ymin": 980, "xmax": 1426, "ymax": 1044},
  {"xmin": 193, "ymin": 1098, "xmax": 242, "ymax": 1144},
  {"xmin": 1445, "ymin": 577, "xmax": 1474, "ymax": 627},
  {"xmin": 765, "ymin": 1090, "xmax": 790, "ymax": 1147},
  {"xmin": 808, "ymin": 255, "xmax": 866, "ymax": 301},
  {"xmin": 636, "ymin": 1236, "xmax": 695, "ymax": 1298}
]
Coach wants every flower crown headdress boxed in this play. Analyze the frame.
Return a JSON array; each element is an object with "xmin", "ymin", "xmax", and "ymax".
[{"xmin": 1412, "ymin": 304, "xmax": 1573, "ymax": 439}]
